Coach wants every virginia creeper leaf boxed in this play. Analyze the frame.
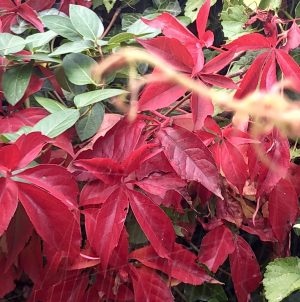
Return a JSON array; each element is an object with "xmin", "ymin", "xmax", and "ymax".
[
  {"xmin": 157, "ymin": 125, "xmax": 222, "ymax": 198},
  {"xmin": 198, "ymin": 225, "xmax": 235, "ymax": 273}
]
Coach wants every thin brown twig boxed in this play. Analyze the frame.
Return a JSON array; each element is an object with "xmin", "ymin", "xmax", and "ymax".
[
  {"xmin": 164, "ymin": 92, "xmax": 192, "ymax": 116},
  {"xmin": 100, "ymin": 8, "xmax": 122, "ymax": 39}
]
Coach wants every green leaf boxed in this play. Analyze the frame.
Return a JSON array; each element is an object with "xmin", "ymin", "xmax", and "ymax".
[
  {"xmin": 221, "ymin": 5, "xmax": 252, "ymax": 41},
  {"xmin": 69, "ymin": 4, "xmax": 104, "ymax": 41},
  {"xmin": 184, "ymin": 0, "xmax": 216, "ymax": 22},
  {"xmin": 26, "ymin": 31, "xmax": 57, "ymax": 49},
  {"xmin": 41, "ymin": 15, "xmax": 82, "ymax": 41},
  {"xmin": 2, "ymin": 63, "xmax": 33, "ymax": 105},
  {"xmin": 50, "ymin": 40, "xmax": 94, "ymax": 56},
  {"xmin": 0, "ymin": 33, "xmax": 26, "ymax": 56},
  {"xmin": 151, "ymin": 0, "xmax": 181, "ymax": 15},
  {"xmin": 108, "ymin": 32, "xmax": 136, "ymax": 46},
  {"xmin": 259, "ymin": 0, "xmax": 281, "ymax": 10},
  {"xmin": 103, "ymin": 0, "xmax": 117, "ymax": 12},
  {"xmin": 15, "ymin": 53, "xmax": 62, "ymax": 64},
  {"xmin": 263, "ymin": 257, "xmax": 300, "ymax": 302},
  {"xmin": 125, "ymin": 14, "xmax": 161, "ymax": 38},
  {"xmin": 76, "ymin": 103, "xmax": 104, "ymax": 141},
  {"xmin": 32, "ymin": 109, "xmax": 80, "ymax": 138},
  {"xmin": 34, "ymin": 96, "xmax": 68, "ymax": 113},
  {"xmin": 74, "ymin": 89, "xmax": 128, "ymax": 108},
  {"xmin": 63, "ymin": 53, "xmax": 97, "ymax": 85},
  {"xmin": 296, "ymin": 2, "xmax": 300, "ymax": 18}
]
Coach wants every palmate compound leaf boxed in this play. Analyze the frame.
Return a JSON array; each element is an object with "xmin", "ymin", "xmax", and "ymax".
[
  {"xmin": 157, "ymin": 125, "xmax": 222, "ymax": 198},
  {"xmin": 263, "ymin": 257, "xmax": 300, "ymax": 302}
]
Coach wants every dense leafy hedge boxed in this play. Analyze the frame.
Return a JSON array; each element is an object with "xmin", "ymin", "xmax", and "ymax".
[{"xmin": 0, "ymin": 0, "xmax": 300, "ymax": 301}]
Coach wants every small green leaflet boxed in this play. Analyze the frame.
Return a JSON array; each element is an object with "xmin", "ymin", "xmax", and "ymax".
[
  {"xmin": 41, "ymin": 15, "xmax": 82, "ymax": 41},
  {"xmin": 32, "ymin": 109, "xmax": 80, "ymax": 138},
  {"xmin": 50, "ymin": 40, "xmax": 94, "ymax": 57},
  {"xmin": 0, "ymin": 33, "xmax": 26, "ymax": 56},
  {"xmin": 74, "ymin": 89, "xmax": 128, "ymax": 108},
  {"xmin": 184, "ymin": 0, "xmax": 216, "ymax": 22},
  {"xmin": 103, "ymin": 0, "xmax": 117, "ymax": 13},
  {"xmin": 263, "ymin": 257, "xmax": 300, "ymax": 302},
  {"xmin": 2, "ymin": 63, "xmax": 33, "ymax": 106},
  {"xmin": 296, "ymin": 2, "xmax": 300, "ymax": 18},
  {"xmin": 34, "ymin": 96, "xmax": 68, "ymax": 113},
  {"xmin": 76, "ymin": 103, "xmax": 105, "ymax": 141},
  {"xmin": 69, "ymin": 5, "xmax": 104, "ymax": 41},
  {"xmin": 63, "ymin": 53, "xmax": 97, "ymax": 85}
]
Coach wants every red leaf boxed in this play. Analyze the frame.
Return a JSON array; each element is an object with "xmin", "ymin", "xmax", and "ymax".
[
  {"xmin": 77, "ymin": 117, "xmax": 146, "ymax": 162},
  {"xmin": 282, "ymin": 21, "xmax": 300, "ymax": 52},
  {"xmin": 14, "ymin": 132, "xmax": 48, "ymax": 169},
  {"xmin": 130, "ymin": 243, "xmax": 214, "ymax": 285},
  {"xmin": 109, "ymin": 228, "xmax": 129, "ymax": 270},
  {"xmin": 229, "ymin": 236, "xmax": 261, "ymax": 302},
  {"xmin": 0, "ymin": 107, "xmax": 47, "ymax": 133},
  {"xmin": 157, "ymin": 125, "xmax": 221, "ymax": 198},
  {"xmin": 269, "ymin": 178, "xmax": 298, "ymax": 242},
  {"xmin": 200, "ymin": 73, "xmax": 237, "ymax": 89},
  {"xmin": 17, "ymin": 164, "xmax": 79, "ymax": 209},
  {"xmin": 128, "ymin": 189, "xmax": 175, "ymax": 258},
  {"xmin": 75, "ymin": 158, "xmax": 124, "ymax": 184},
  {"xmin": 138, "ymin": 77, "xmax": 187, "ymax": 111},
  {"xmin": 191, "ymin": 93, "xmax": 214, "ymax": 130},
  {"xmin": 241, "ymin": 219, "xmax": 276, "ymax": 242},
  {"xmin": 18, "ymin": 183, "xmax": 81, "ymax": 257},
  {"xmin": 19, "ymin": 233, "xmax": 43, "ymax": 284},
  {"xmin": 30, "ymin": 271, "xmax": 89, "ymax": 302},
  {"xmin": 77, "ymin": 113, "xmax": 122, "ymax": 154},
  {"xmin": 225, "ymin": 33, "xmax": 271, "ymax": 51},
  {"xmin": 0, "ymin": 144, "xmax": 20, "ymax": 172},
  {"xmin": 0, "ymin": 252, "xmax": 17, "ymax": 298},
  {"xmin": 136, "ymin": 172, "xmax": 186, "ymax": 197},
  {"xmin": 235, "ymin": 52, "xmax": 269, "ymax": 99},
  {"xmin": 216, "ymin": 195, "xmax": 243, "ymax": 227},
  {"xmin": 84, "ymin": 187, "xmax": 129, "ymax": 270},
  {"xmin": 287, "ymin": 163, "xmax": 300, "ymax": 196},
  {"xmin": 5, "ymin": 205, "xmax": 33, "ymax": 271},
  {"xmin": 0, "ymin": 178, "xmax": 18, "ymax": 236},
  {"xmin": 260, "ymin": 51, "xmax": 277, "ymax": 90},
  {"xmin": 21, "ymin": 74, "xmax": 44, "ymax": 102},
  {"xmin": 123, "ymin": 143, "xmax": 159, "ymax": 175},
  {"xmin": 142, "ymin": 13, "xmax": 197, "ymax": 47},
  {"xmin": 220, "ymin": 139, "xmax": 248, "ymax": 194},
  {"xmin": 276, "ymin": 49, "xmax": 300, "ymax": 86},
  {"xmin": 17, "ymin": 3, "xmax": 44, "ymax": 32},
  {"xmin": 130, "ymin": 265, "xmax": 174, "ymax": 302},
  {"xmin": 0, "ymin": 0, "xmax": 15, "ymax": 10},
  {"xmin": 196, "ymin": 0, "xmax": 211, "ymax": 39},
  {"xmin": 198, "ymin": 225, "xmax": 235, "ymax": 272},
  {"xmin": 202, "ymin": 50, "xmax": 236, "ymax": 74},
  {"xmin": 25, "ymin": 0, "xmax": 55, "ymax": 11},
  {"xmin": 80, "ymin": 181, "xmax": 117, "ymax": 206},
  {"xmin": 256, "ymin": 128, "xmax": 290, "ymax": 197},
  {"xmin": 137, "ymin": 37, "xmax": 194, "ymax": 72}
]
